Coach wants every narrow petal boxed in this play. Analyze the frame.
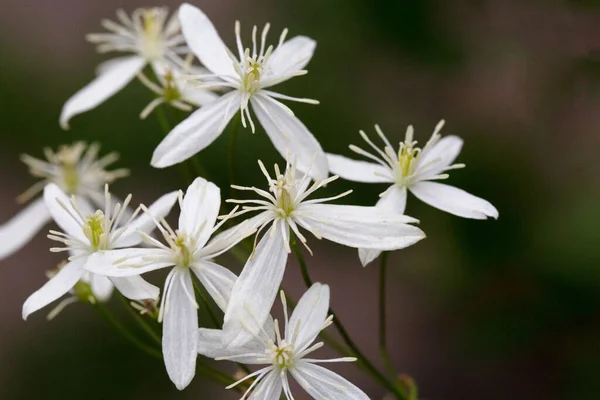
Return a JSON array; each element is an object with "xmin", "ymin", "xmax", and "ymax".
[
  {"xmin": 110, "ymin": 276, "xmax": 160, "ymax": 301},
  {"xmin": 358, "ymin": 186, "xmax": 407, "ymax": 267},
  {"xmin": 248, "ymin": 370, "xmax": 283, "ymax": 400},
  {"xmin": 22, "ymin": 258, "xmax": 85, "ymax": 320},
  {"xmin": 417, "ymin": 135, "xmax": 463, "ymax": 177},
  {"xmin": 200, "ymin": 213, "xmax": 271, "ymax": 258},
  {"xmin": 223, "ymin": 229, "xmax": 288, "ymax": 348},
  {"xmin": 410, "ymin": 181, "xmax": 499, "ymax": 219},
  {"xmin": 115, "ymin": 191, "xmax": 179, "ymax": 248},
  {"xmin": 59, "ymin": 56, "xmax": 145, "ymax": 129},
  {"xmin": 151, "ymin": 90, "xmax": 241, "ymax": 168},
  {"xmin": 90, "ymin": 274, "xmax": 114, "ymax": 302},
  {"xmin": 178, "ymin": 3, "xmax": 236, "ymax": 77},
  {"xmin": 191, "ymin": 261, "xmax": 237, "ymax": 312},
  {"xmin": 326, "ymin": 153, "xmax": 392, "ymax": 183},
  {"xmin": 265, "ymin": 36, "xmax": 316, "ymax": 82},
  {"xmin": 43, "ymin": 184, "xmax": 87, "ymax": 242},
  {"xmin": 251, "ymin": 94, "xmax": 328, "ymax": 181},
  {"xmin": 296, "ymin": 204, "xmax": 425, "ymax": 251},
  {"xmin": 288, "ymin": 283, "xmax": 330, "ymax": 352},
  {"xmin": 180, "ymin": 177, "xmax": 220, "ymax": 247},
  {"xmin": 84, "ymin": 248, "xmax": 173, "ymax": 277},
  {"xmin": 197, "ymin": 328, "xmax": 266, "ymax": 363},
  {"xmin": 0, "ymin": 198, "xmax": 50, "ymax": 260},
  {"xmin": 163, "ymin": 269, "xmax": 198, "ymax": 390},
  {"xmin": 291, "ymin": 361, "xmax": 369, "ymax": 400}
]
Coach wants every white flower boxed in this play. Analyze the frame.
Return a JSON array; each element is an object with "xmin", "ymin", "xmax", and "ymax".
[
  {"xmin": 84, "ymin": 177, "xmax": 257, "ymax": 390},
  {"xmin": 22, "ymin": 183, "xmax": 178, "ymax": 320},
  {"xmin": 221, "ymin": 159, "xmax": 425, "ymax": 347},
  {"xmin": 151, "ymin": 3, "xmax": 328, "ymax": 181},
  {"xmin": 60, "ymin": 7, "xmax": 188, "ymax": 129},
  {"xmin": 197, "ymin": 283, "xmax": 369, "ymax": 400},
  {"xmin": 0, "ymin": 142, "xmax": 128, "ymax": 260},
  {"xmin": 327, "ymin": 120, "xmax": 499, "ymax": 266}
]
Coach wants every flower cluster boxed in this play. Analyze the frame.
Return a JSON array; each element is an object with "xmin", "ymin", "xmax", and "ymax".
[{"xmin": 1, "ymin": 3, "xmax": 498, "ymax": 399}]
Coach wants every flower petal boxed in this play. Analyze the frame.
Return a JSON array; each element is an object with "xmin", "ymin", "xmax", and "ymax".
[
  {"xmin": 417, "ymin": 135, "xmax": 463, "ymax": 178},
  {"xmin": 410, "ymin": 181, "xmax": 498, "ymax": 219},
  {"xmin": 0, "ymin": 198, "xmax": 50, "ymax": 260},
  {"xmin": 291, "ymin": 361, "xmax": 369, "ymax": 400},
  {"xmin": 288, "ymin": 283, "xmax": 330, "ymax": 352},
  {"xmin": 358, "ymin": 186, "xmax": 407, "ymax": 266},
  {"xmin": 110, "ymin": 276, "xmax": 160, "ymax": 301},
  {"xmin": 197, "ymin": 328, "xmax": 266, "ymax": 364},
  {"xmin": 43, "ymin": 184, "xmax": 87, "ymax": 242},
  {"xmin": 151, "ymin": 90, "xmax": 241, "ymax": 168},
  {"xmin": 191, "ymin": 261, "xmax": 237, "ymax": 312},
  {"xmin": 178, "ymin": 3, "xmax": 236, "ymax": 77},
  {"xmin": 199, "ymin": 213, "xmax": 267, "ymax": 258},
  {"xmin": 251, "ymin": 94, "xmax": 328, "ymax": 181},
  {"xmin": 115, "ymin": 191, "xmax": 179, "ymax": 248},
  {"xmin": 84, "ymin": 248, "xmax": 173, "ymax": 277},
  {"xmin": 296, "ymin": 204, "xmax": 425, "ymax": 251},
  {"xmin": 90, "ymin": 274, "xmax": 114, "ymax": 302},
  {"xmin": 223, "ymin": 229, "xmax": 288, "ymax": 348},
  {"xmin": 265, "ymin": 36, "xmax": 316, "ymax": 81},
  {"xmin": 179, "ymin": 177, "xmax": 220, "ymax": 247},
  {"xmin": 163, "ymin": 269, "xmax": 198, "ymax": 390},
  {"xmin": 22, "ymin": 258, "xmax": 85, "ymax": 320},
  {"xmin": 326, "ymin": 153, "xmax": 392, "ymax": 183},
  {"xmin": 248, "ymin": 370, "xmax": 283, "ymax": 400},
  {"xmin": 59, "ymin": 55, "xmax": 145, "ymax": 129}
]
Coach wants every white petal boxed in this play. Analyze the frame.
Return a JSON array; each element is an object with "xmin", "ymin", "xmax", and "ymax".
[
  {"xmin": 59, "ymin": 56, "xmax": 145, "ymax": 129},
  {"xmin": 163, "ymin": 269, "xmax": 198, "ymax": 390},
  {"xmin": 84, "ymin": 248, "xmax": 173, "ymax": 277},
  {"xmin": 291, "ymin": 361, "xmax": 369, "ymax": 400},
  {"xmin": 326, "ymin": 153, "xmax": 392, "ymax": 183},
  {"xmin": 43, "ymin": 184, "xmax": 87, "ymax": 242},
  {"xmin": 296, "ymin": 204, "xmax": 425, "ymax": 250},
  {"xmin": 191, "ymin": 261, "xmax": 237, "ymax": 312},
  {"xmin": 22, "ymin": 258, "xmax": 85, "ymax": 320},
  {"xmin": 182, "ymin": 87, "xmax": 220, "ymax": 107},
  {"xmin": 110, "ymin": 276, "xmax": 160, "ymax": 301},
  {"xmin": 90, "ymin": 274, "xmax": 114, "ymax": 302},
  {"xmin": 410, "ymin": 181, "xmax": 498, "ymax": 220},
  {"xmin": 0, "ymin": 198, "xmax": 50, "ymax": 260},
  {"xmin": 358, "ymin": 186, "xmax": 407, "ymax": 267},
  {"xmin": 417, "ymin": 135, "xmax": 463, "ymax": 177},
  {"xmin": 265, "ymin": 36, "xmax": 315, "ymax": 81},
  {"xmin": 223, "ymin": 229, "xmax": 288, "ymax": 348},
  {"xmin": 178, "ymin": 3, "xmax": 236, "ymax": 77},
  {"xmin": 179, "ymin": 177, "xmax": 220, "ymax": 247},
  {"xmin": 151, "ymin": 90, "xmax": 241, "ymax": 168},
  {"xmin": 288, "ymin": 283, "xmax": 330, "ymax": 352},
  {"xmin": 251, "ymin": 94, "xmax": 328, "ymax": 181},
  {"xmin": 115, "ymin": 191, "xmax": 179, "ymax": 248},
  {"xmin": 197, "ymin": 328, "xmax": 266, "ymax": 363},
  {"xmin": 248, "ymin": 370, "xmax": 283, "ymax": 400},
  {"xmin": 200, "ymin": 213, "xmax": 271, "ymax": 258}
]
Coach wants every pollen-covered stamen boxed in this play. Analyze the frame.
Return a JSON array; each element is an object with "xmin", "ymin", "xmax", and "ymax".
[{"xmin": 83, "ymin": 210, "xmax": 107, "ymax": 251}]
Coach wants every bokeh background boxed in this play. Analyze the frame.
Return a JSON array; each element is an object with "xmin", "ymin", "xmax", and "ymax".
[{"xmin": 1, "ymin": 0, "xmax": 600, "ymax": 399}]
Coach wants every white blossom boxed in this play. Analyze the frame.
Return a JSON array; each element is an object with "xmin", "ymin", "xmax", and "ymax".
[
  {"xmin": 60, "ymin": 7, "xmax": 188, "ymax": 128},
  {"xmin": 22, "ymin": 183, "xmax": 178, "ymax": 320},
  {"xmin": 0, "ymin": 142, "xmax": 128, "ymax": 260},
  {"xmin": 151, "ymin": 3, "xmax": 328, "ymax": 180},
  {"xmin": 221, "ymin": 158, "xmax": 425, "ymax": 347},
  {"xmin": 327, "ymin": 120, "xmax": 499, "ymax": 266},
  {"xmin": 198, "ymin": 283, "xmax": 369, "ymax": 400},
  {"xmin": 84, "ymin": 177, "xmax": 257, "ymax": 390}
]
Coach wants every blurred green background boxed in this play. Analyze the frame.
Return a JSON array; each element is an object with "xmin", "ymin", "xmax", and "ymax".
[{"xmin": 1, "ymin": 0, "xmax": 600, "ymax": 399}]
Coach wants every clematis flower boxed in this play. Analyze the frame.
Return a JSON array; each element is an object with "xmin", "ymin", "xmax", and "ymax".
[
  {"xmin": 197, "ymin": 283, "xmax": 369, "ymax": 400},
  {"xmin": 60, "ymin": 7, "xmax": 188, "ymax": 129},
  {"xmin": 0, "ymin": 142, "xmax": 128, "ymax": 260},
  {"xmin": 22, "ymin": 183, "xmax": 178, "ymax": 320},
  {"xmin": 151, "ymin": 3, "xmax": 328, "ymax": 180},
  {"xmin": 221, "ymin": 159, "xmax": 425, "ymax": 347},
  {"xmin": 327, "ymin": 120, "xmax": 499, "ymax": 266},
  {"xmin": 84, "ymin": 177, "xmax": 257, "ymax": 390}
]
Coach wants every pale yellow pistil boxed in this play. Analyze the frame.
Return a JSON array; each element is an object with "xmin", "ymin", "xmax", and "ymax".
[
  {"xmin": 83, "ymin": 211, "xmax": 107, "ymax": 251},
  {"xmin": 173, "ymin": 233, "xmax": 193, "ymax": 268},
  {"xmin": 270, "ymin": 341, "xmax": 295, "ymax": 370},
  {"xmin": 140, "ymin": 9, "xmax": 164, "ymax": 59}
]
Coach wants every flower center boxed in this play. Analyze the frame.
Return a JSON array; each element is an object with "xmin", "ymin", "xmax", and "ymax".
[
  {"xmin": 269, "ymin": 341, "xmax": 295, "ymax": 370},
  {"xmin": 173, "ymin": 232, "xmax": 194, "ymax": 268},
  {"xmin": 240, "ymin": 53, "xmax": 265, "ymax": 94},
  {"xmin": 393, "ymin": 129, "xmax": 422, "ymax": 186},
  {"xmin": 140, "ymin": 9, "xmax": 165, "ymax": 59},
  {"xmin": 272, "ymin": 173, "xmax": 297, "ymax": 217},
  {"xmin": 161, "ymin": 70, "xmax": 182, "ymax": 103},
  {"xmin": 83, "ymin": 210, "xmax": 107, "ymax": 251}
]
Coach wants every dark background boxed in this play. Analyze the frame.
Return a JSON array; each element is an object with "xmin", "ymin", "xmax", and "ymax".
[{"xmin": 1, "ymin": 0, "xmax": 600, "ymax": 399}]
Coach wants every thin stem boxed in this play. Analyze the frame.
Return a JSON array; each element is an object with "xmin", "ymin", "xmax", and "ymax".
[
  {"xmin": 119, "ymin": 295, "xmax": 161, "ymax": 346},
  {"xmin": 227, "ymin": 113, "xmax": 241, "ymax": 196},
  {"xmin": 192, "ymin": 276, "xmax": 221, "ymax": 329},
  {"xmin": 290, "ymin": 237, "xmax": 407, "ymax": 400},
  {"xmin": 379, "ymin": 251, "xmax": 397, "ymax": 379},
  {"xmin": 94, "ymin": 302, "xmax": 162, "ymax": 359},
  {"xmin": 154, "ymin": 105, "xmax": 194, "ymax": 184}
]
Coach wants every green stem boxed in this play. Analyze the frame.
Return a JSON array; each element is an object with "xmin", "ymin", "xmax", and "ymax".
[
  {"xmin": 192, "ymin": 277, "xmax": 221, "ymax": 329},
  {"xmin": 290, "ymin": 237, "xmax": 407, "ymax": 400},
  {"xmin": 154, "ymin": 105, "xmax": 194, "ymax": 184},
  {"xmin": 379, "ymin": 252, "xmax": 397, "ymax": 379},
  {"xmin": 227, "ymin": 113, "xmax": 241, "ymax": 196},
  {"xmin": 95, "ymin": 302, "xmax": 162, "ymax": 359},
  {"xmin": 119, "ymin": 295, "xmax": 161, "ymax": 346}
]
